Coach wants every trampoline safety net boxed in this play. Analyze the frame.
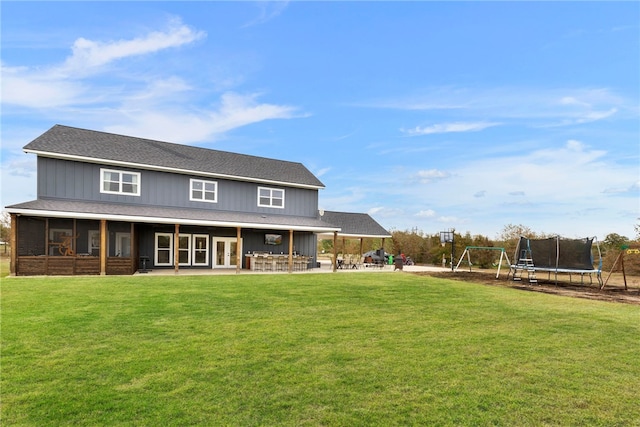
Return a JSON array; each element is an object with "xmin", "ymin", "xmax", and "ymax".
[{"xmin": 515, "ymin": 236, "xmax": 596, "ymax": 270}]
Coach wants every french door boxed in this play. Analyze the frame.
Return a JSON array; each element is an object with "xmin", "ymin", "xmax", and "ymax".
[{"xmin": 212, "ymin": 237, "xmax": 240, "ymax": 268}]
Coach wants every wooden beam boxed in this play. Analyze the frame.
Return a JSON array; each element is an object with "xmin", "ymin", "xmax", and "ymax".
[
  {"xmin": 236, "ymin": 227, "xmax": 242, "ymax": 274},
  {"xmin": 131, "ymin": 222, "xmax": 136, "ymax": 274},
  {"xmin": 174, "ymin": 224, "xmax": 180, "ymax": 274},
  {"xmin": 100, "ymin": 219, "xmax": 107, "ymax": 275},
  {"xmin": 9, "ymin": 214, "xmax": 17, "ymax": 276},
  {"xmin": 333, "ymin": 231, "xmax": 337, "ymax": 272},
  {"xmin": 288, "ymin": 230, "xmax": 294, "ymax": 273},
  {"xmin": 72, "ymin": 219, "xmax": 77, "ymax": 275}
]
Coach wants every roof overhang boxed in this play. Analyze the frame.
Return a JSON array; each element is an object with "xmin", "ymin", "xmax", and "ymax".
[
  {"xmin": 25, "ymin": 149, "xmax": 325, "ymax": 191},
  {"xmin": 7, "ymin": 206, "xmax": 340, "ymax": 233},
  {"xmin": 317, "ymin": 232, "xmax": 393, "ymax": 239}
]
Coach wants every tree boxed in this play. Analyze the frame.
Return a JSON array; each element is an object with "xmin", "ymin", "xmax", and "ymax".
[
  {"xmin": 0, "ymin": 211, "xmax": 10, "ymax": 243},
  {"xmin": 602, "ymin": 233, "xmax": 629, "ymax": 251},
  {"xmin": 390, "ymin": 229, "xmax": 427, "ymax": 262}
]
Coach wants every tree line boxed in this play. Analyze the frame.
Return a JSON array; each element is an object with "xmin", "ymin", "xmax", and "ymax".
[{"xmin": 319, "ymin": 222, "xmax": 640, "ymax": 272}]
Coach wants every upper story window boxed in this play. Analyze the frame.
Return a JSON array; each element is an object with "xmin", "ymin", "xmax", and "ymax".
[
  {"xmin": 258, "ymin": 187, "xmax": 285, "ymax": 209},
  {"xmin": 190, "ymin": 179, "xmax": 217, "ymax": 203},
  {"xmin": 100, "ymin": 168, "xmax": 140, "ymax": 196}
]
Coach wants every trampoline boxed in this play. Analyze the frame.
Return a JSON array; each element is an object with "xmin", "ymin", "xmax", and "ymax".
[{"xmin": 508, "ymin": 236, "xmax": 602, "ymax": 286}]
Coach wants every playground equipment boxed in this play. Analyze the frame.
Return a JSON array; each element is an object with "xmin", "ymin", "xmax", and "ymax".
[
  {"xmin": 507, "ymin": 236, "xmax": 602, "ymax": 286},
  {"xmin": 602, "ymin": 245, "xmax": 640, "ymax": 292},
  {"xmin": 454, "ymin": 246, "xmax": 511, "ymax": 279}
]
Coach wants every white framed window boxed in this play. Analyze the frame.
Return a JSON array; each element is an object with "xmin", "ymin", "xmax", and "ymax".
[
  {"xmin": 178, "ymin": 234, "xmax": 191, "ymax": 266},
  {"xmin": 258, "ymin": 187, "xmax": 285, "ymax": 209},
  {"xmin": 155, "ymin": 233, "xmax": 173, "ymax": 266},
  {"xmin": 100, "ymin": 168, "xmax": 140, "ymax": 196},
  {"xmin": 192, "ymin": 234, "xmax": 209, "ymax": 266},
  {"xmin": 190, "ymin": 179, "xmax": 217, "ymax": 203}
]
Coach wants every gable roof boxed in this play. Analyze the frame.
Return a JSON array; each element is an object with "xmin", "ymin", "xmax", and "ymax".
[
  {"xmin": 319, "ymin": 210, "xmax": 391, "ymax": 238},
  {"xmin": 24, "ymin": 125, "xmax": 325, "ymax": 189}
]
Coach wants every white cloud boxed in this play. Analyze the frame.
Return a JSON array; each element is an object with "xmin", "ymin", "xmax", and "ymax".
[
  {"xmin": 314, "ymin": 167, "xmax": 332, "ymax": 178},
  {"xmin": 369, "ymin": 86, "xmax": 632, "ymax": 128},
  {"xmin": 242, "ymin": 1, "xmax": 290, "ymax": 28},
  {"xmin": 1, "ymin": 19, "xmax": 205, "ymax": 109},
  {"xmin": 413, "ymin": 169, "xmax": 451, "ymax": 184},
  {"xmin": 1, "ymin": 17, "xmax": 303, "ymax": 145},
  {"xmin": 105, "ymin": 92, "xmax": 302, "ymax": 143},
  {"xmin": 401, "ymin": 121, "xmax": 500, "ymax": 136},
  {"xmin": 58, "ymin": 18, "xmax": 206, "ymax": 76},
  {"xmin": 1, "ymin": 64, "xmax": 88, "ymax": 108},
  {"xmin": 416, "ymin": 209, "xmax": 436, "ymax": 218}
]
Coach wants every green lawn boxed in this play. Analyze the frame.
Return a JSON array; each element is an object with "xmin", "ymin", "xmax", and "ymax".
[{"xmin": 2, "ymin": 273, "xmax": 639, "ymax": 426}]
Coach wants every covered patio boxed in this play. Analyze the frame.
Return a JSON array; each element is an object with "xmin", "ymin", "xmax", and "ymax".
[{"xmin": 317, "ymin": 210, "xmax": 393, "ymax": 272}]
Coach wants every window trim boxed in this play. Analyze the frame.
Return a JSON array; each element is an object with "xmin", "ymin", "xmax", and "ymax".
[
  {"xmin": 178, "ymin": 234, "xmax": 192, "ymax": 266},
  {"xmin": 257, "ymin": 186, "xmax": 285, "ymax": 209},
  {"xmin": 189, "ymin": 178, "xmax": 218, "ymax": 203},
  {"xmin": 155, "ymin": 232, "xmax": 173, "ymax": 266},
  {"xmin": 100, "ymin": 168, "xmax": 141, "ymax": 196},
  {"xmin": 192, "ymin": 234, "xmax": 210, "ymax": 266}
]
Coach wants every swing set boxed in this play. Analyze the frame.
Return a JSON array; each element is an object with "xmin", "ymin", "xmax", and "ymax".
[
  {"xmin": 601, "ymin": 245, "xmax": 640, "ymax": 292},
  {"xmin": 454, "ymin": 246, "xmax": 511, "ymax": 279}
]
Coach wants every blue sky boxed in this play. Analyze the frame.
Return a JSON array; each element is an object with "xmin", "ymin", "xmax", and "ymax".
[{"xmin": 2, "ymin": 1, "xmax": 639, "ymax": 240}]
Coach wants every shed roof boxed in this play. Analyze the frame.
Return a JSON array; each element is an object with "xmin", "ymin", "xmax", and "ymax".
[
  {"xmin": 319, "ymin": 210, "xmax": 391, "ymax": 238},
  {"xmin": 24, "ymin": 125, "xmax": 325, "ymax": 189}
]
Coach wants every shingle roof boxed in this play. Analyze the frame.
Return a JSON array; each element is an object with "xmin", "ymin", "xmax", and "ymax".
[
  {"xmin": 319, "ymin": 210, "xmax": 391, "ymax": 238},
  {"xmin": 24, "ymin": 125, "xmax": 325, "ymax": 189},
  {"xmin": 7, "ymin": 199, "xmax": 339, "ymax": 232}
]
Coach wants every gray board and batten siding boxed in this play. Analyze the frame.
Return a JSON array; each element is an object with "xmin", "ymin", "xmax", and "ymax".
[
  {"xmin": 37, "ymin": 157, "xmax": 320, "ymax": 218},
  {"xmin": 25, "ymin": 125, "xmax": 325, "ymax": 189}
]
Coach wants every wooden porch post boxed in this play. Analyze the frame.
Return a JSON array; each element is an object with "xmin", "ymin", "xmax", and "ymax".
[
  {"xmin": 288, "ymin": 230, "xmax": 294, "ymax": 273},
  {"xmin": 236, "ymin": 227, "xmax": 241, "ymax": 274},
  {"xmin": 9, "ymin": 214, "xmax": 17, "ymax": 276},
  {"xmin": 174, "ymin": 224, "xmax": 180, "ymax": 274},
  {"xmin": 333, "ymin": 231, "xmax": 338, "ymax": 272},
  {"xmin": 359, "ymin": 238, "xmax": 364, "ymax": 259},
  {"xmin": 131, "ymin": 223, "xmax": 136, "ymax": 274},
  {"xmin": 342, "ymin": 237, "xmax": 346, "ymax": 258},
  {"xmin": 100, "ymin": 219, "xmax": 107, "ymax": 275}
]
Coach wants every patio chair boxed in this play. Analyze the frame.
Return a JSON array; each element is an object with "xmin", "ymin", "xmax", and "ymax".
[
  {"xmin": 265, "ymin": 256, "xmax": 274, "ymax": 271},
  {"xmin": 254, "ymin": 256, "xmax": 265, "ymax": 272}
]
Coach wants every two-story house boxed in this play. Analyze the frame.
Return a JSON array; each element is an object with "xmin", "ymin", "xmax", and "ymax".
[{"xmin": 6, "ymin": 125, "xmax": 391, "ymax": 276}]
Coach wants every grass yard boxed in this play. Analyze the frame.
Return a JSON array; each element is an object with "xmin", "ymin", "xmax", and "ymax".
[{"xmin": 2, "ymin": 273, "xmax": 639, "ymax": 426}]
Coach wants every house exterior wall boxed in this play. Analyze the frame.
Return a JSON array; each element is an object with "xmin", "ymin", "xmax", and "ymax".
[
  {"xmin": 137, "ymin": 224, "xmax": 317, "ymax": 269},
  {"xmin": 37, "ymin": 157, "xmax": 320, "ymax": 217}
]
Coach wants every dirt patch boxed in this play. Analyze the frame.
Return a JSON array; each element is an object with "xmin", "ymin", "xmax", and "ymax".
[{"xmin": 411, "ymin": 269, "xmax": 640, "ymax": 305}]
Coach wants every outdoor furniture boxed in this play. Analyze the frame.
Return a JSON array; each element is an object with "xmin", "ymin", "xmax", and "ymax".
[
  {"xmin": 294, "ymin": 256, "xmax": 307, "ymax": 271},
  {"xmin": 254, "ymin": 255, "xmax": 265, "ymax": 271},
  {"xmin": 265, "ymin": 256, "xmax": 274, "ymax": 271}
]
